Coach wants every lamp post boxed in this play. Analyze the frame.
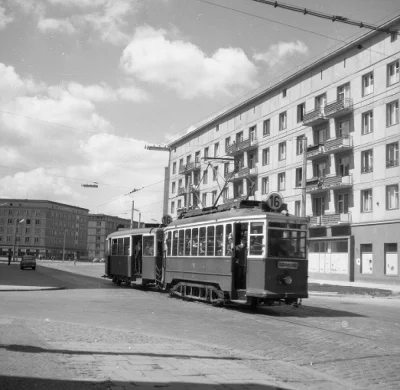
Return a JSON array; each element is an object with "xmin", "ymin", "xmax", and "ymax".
[
  {"xmin": 62, "ymin": 229, "xmax": 67, "ymax": 262},
  {"xmin": 301, "ymin": 136, "xmax": 308, "ymax": 218},
  {"xmin": 13, "ymin": 218, "xmax": 25, "ymax": 262}
]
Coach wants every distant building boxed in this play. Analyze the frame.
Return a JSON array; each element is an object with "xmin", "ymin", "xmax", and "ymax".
[
  {"xmin": 164, "ymin": 17, "xmax": 400, "ymax": 286},
  {"xmin": 87, "ymin": 214, "xmax": 132, "ymax": 259},
  {"xmin": 0, "ymin": 199, "xmax": 88, "ymax": 259}
]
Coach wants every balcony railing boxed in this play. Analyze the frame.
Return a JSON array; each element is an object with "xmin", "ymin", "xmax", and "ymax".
[
  {"xmin": 224, "ymin": 170, "xmax": 236, "ymax": 179},
  {"xmin": 307, "ymin": 144, "xmax": 326, "ymax": 159},
  {"xmin": 179, "ymin": 162, "xmax": 201, "ymax": 174},
  {"xmin": 303, "ymin": 107, "xmax": 327, "ymax": 126},
  {"xmin": 309, "ymin": 213, "xmax": 351, "ymax": 226},
  {"xmin": 226, "ymin": 137, "xmax": 258, "ymax": 155},
  {"xmin": 249, "ymin": 166, "xmax": 258, "ymax": 176},
  {"xmin": 324, "ymin": 136, "xmax": 353, "ymax": 153},
  {"xmin": 324, "ymin": 98, "xmax": 353, "ymax": 118},
  {"xmin": 177, "ymin": 187, "xmax": 186, "ymax": 195},
  {"xmin": 234, "ymin": 166, "xmax": 250, "ymax": 179},
  {"xmin": 306, "ymin": 175, "xmax": 353, "ymax": 193}
]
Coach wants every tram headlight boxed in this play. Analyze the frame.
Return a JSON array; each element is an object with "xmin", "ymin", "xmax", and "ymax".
[{"xmin": 283, "ymin": 275, "xmax": 292, "ymax": 285}]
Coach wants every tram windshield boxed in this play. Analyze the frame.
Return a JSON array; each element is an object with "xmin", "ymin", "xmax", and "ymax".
[{"xmin": 268, "ymin": 229, "xmax": 306, "ymax": 259}]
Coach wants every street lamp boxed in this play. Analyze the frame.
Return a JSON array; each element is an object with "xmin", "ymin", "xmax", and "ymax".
[
  {"xmin": 301, "ymin": 136, "xmax": 308, "ymax": 218},
  {"xmin": 13, "ymin": 218, "xmax": 25, "ymax": 262},
  {"xmin": 62, "ymin": 229, "xmax": 67, "ymax": 262}
]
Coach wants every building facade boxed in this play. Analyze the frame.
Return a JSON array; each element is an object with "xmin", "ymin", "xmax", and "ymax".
[
  {"xmin": 165, "ymin": 18, "xmax": 400, "ymax": 286},
  {"xmin": 87, "ymin": 214, "xmax": 131, "ymax": 259},
  {"xmin": 0, "ymin": 199, "xmax": 89, "ymax": 259}
]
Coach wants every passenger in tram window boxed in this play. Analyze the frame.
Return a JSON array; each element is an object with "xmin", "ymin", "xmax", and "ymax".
[
  {"xmin": 226, "ymin": 233, "xmax": 234, "ymax": 256},
  {"xmin": 199, "ymin": 240, "xmax": 206, "ymax": 254},
  {"xmin": 235, "ymin": 238, "xmax": 247, "ymax": 288},
  {"xmin": 216, "ymin": 239, "xmax": 223, "ymax": 256},
  {"xmin": 192, "ymin": 235, "xmax": 198, "ymax": 254},
  {"xmin": 144, "ymin": 242, "xmax": 154, "ymax": 256}
]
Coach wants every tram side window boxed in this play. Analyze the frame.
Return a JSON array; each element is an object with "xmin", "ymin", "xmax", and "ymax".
[
  {"xmin": 166, "ymin": 231, "xmax": 172, "ymax": 256},
  {"xmin": 192, "ymin": 228, "xmax": 199, "ymax": 256},
  {"xmin": 207, "ymin": 226, "xmax": 215, "ymax": 256},
  {"xmin": 117, "ymin": 238, "xmax": 123, "ymax": 255},
  {"xmin": 178, "ymin": 230, "xmax": 184, "ymax": 256},
  {"xmin": 215, "ymin": 225, "xmax": 223, "ymax": 256},
  {"xmin": 225, "ymin": 224, "xmax": 233, "ymax": 256},
  {"xmin": 123, "ymin": 237, "xmax": 130, "ymax": 255},
  {"xmin": 199, "ymin": 227, "xmax": 206, "ymax": 256},
  {"xmin": 172, "ymin": 231, "xmax": 178, "ymax": 256},
  {"xmin": 268, "ymin": 229, "xmax": 306, "ymax": 259},
  {"xmin": 249, "ymin": 222, "xmax": 264, "ymax": 256},
  {"xmin": 184, "ymin": 229, "xmax": 192, "ymax": 256},
  {"xmin": 111, "ymin": 239, "xmax": 118, "ymax": 255},
  {"xmin": 143, "ymin": 236, "xmax": 155, "ymax": 256}
]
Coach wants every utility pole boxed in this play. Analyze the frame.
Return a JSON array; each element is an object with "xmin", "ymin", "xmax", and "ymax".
[
  {"xmin": 62, "ymin": 229, "xmax": 67, "ymax": 262},
  {"xmin": 12, "ymin": 218, "xmax": 25, "ymax": 262},
  {"xmin": 130, "ymin": 200, "xmax": 134, "ymax": 229},
  {"xmin": 302, "ymin": 137, "xmax": 308, "ymax": 217}
]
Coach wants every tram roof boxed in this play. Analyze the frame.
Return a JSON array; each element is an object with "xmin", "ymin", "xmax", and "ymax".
[
  {"xmin": 107, "ymin": 227, "xmax": 163, "ymax": 239},
  {"xmin": 166, "ymin": 207, "xmax": 308, "ymax": 229}
]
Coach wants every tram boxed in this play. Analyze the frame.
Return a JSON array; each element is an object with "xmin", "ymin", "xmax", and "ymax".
[{"xmin": 105, "ymin": 200, "xmax": 309, "ymax": 307}]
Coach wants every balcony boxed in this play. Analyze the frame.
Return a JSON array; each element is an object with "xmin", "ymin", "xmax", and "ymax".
[
  {"xmin": 179, "ymin": 162, "xmax": 201, "ymax": 174},
  {"xmin": 306, "ymin": 175, "xmax": 353, "ymax": 193},
  {"xmin": 324, "ymin": 136, "xmax": 353, "ymax": 153},
  {"xmin": 309, "ymin": 213, "xmax": 351, "ymax": 226},
  {"xmin": 224, "ymin": 170, "xmax": 236, "ymax": 179},
  {"xmin": 303, "ymin": 107, "xmax": 327, "ymax": 126},
  {"xmin": 226, "ymin": 137, "xmax": 258, "ymax": 155},
  {"xmin": 324, "ymin": 98, "xmax": 353, "ymax": 118},
  {"xmin": 248, "ymin": 166, "xmax": 258, "ymax": 176},
  {"xmin": 234, "ymin": 167, "xmax": 250, "ymax": 180},
  {"xmin": 177, "ymin": 187, "xmax": 186, "ymax": 195},
  {"xmin": 307, "ymin": 144, "xmax": 327, "ymax": 160}
]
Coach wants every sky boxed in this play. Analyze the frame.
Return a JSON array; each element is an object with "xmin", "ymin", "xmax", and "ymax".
[{"xmin": 0, "ymin": 0, "xmax": 399, "ymax": 223}]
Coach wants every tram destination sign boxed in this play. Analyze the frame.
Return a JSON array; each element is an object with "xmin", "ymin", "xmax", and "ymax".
[{"xmin": 277, "ymin": 261, "xmax": 299, "ymax": 270}]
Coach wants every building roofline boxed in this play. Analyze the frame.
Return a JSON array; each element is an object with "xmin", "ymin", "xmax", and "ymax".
[
  {"xmin": 0, "ymin": 198, "xmax": 89, "ymax": 211},
  {"xmin": 167, "ymin": 15, "xmax": 400, "ymax": 148}
]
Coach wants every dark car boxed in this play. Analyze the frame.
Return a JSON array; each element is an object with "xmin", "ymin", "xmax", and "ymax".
[{"xmin": 20, "ymin": 255, "xmax": 36, "ymax": 270}]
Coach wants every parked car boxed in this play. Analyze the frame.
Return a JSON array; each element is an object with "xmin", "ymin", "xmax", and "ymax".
[
  {"xmin": 92, "ymin": 258, "xmax": 99, "ymax": 263},
  {"xmin": 20, "ymin": 255, "xmax": 36, "ymax": 270},
  {"xmin": 99, "ymin": 258, "xmax": 105, "ymax": 263}
]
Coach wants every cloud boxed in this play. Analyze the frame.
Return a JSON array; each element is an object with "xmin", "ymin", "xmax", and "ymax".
[
  {"xmin": 120, "ymin": 26, "xmax": 259, "ymax": 99},
  {"xmin": 253, "ymin": 41, "xmax": 309, "ymax": 67},
  {"xmin": 38, "ymin": 18, "xmax": 76, "ymax": 34},
  {"xmin": 0, "ymin": 5, "xmax": 13, "ymax": 29}
]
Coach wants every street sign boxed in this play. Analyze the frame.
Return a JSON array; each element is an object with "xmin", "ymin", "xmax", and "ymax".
[
  {"xmin": 162, "ymin": 215, "xmax": 173, "ymax": 225},
  {"xmin": 266, "ymin": 192, "xmax": 283, "ymax": 210}
]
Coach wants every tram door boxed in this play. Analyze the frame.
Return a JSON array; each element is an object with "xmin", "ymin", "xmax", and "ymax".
[
  {"xmin": 233, "ymin": 222, "xmax": 249, "ymax": 291},
  {"xmin": 131, "ymin": 235, "xmax": 142, "ymax": 275}
]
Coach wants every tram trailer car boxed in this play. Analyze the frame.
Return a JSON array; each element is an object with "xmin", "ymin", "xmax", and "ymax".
[
  {"xmin": 164, "ymin": 201, "xmax": 309, "ymax": 306},
  {"xmin": 106, "ymin": 228, "xmax": 164, "ymax": 286},
  {"xmin": 106, "ymin": 200, "xmax": 309, "ymax": 307}
]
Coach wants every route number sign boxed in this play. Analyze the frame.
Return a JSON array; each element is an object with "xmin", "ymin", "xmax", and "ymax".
[{"xmin": 266, "ymin": 192, "xmax": 283, "ymax": 210}]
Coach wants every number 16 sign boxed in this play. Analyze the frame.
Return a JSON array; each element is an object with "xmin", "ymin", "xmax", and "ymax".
[{"xmin": 266, "ymin": 192, "xmax": 283, "ymax": 210}]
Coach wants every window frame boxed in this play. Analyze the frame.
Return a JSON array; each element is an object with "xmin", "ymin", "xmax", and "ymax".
[
  {"xmin": 361, "ymin": 189, "xmax": 373, "ymax": 212},
  {"xmin": 262, "ymin": 147, "xmax": 270, "ymax": 166},
  {"xmin": 362, "ymin": 110, "xmax": 373, "ymax": 135},
  {"xmin": 297, "ymin": 103, "xmax": 305, "ymax": 123},
  {"xmin": 386, "ymin": 142, "xmax": 399, "ymax": 168},
  {"xmin": 361, "ymin": 149, "xmax": 373, "ymax": 173},
  {"xmin": 278, "ymin": 172, "xmax": 286, "ymax": 191},
  {"xmin": 261, "ymin": 177, "xmax": 269, "ymax": 195},
  {"xmin": 362, "ymin": 72, "xmax": 374, "ymax": 96},
  {"xmin": 386, "ymin": 184, "xmax": 399, "ymax": 210},
  {"xmin": 278, "ymin": 142, "xmax": 286, "ymax": 161},
  {"xmin": 279, "ymin": 111, "xmax": 287, "ymax": 131},
  {"xmin": 387, "ymin": 100, "xmax": 399, "ymax": 127},
  {"xmin": 263, "ymin": 119, "xmax": 270, "ymax": 136},
  {"xmin": 387, "ymin": 60, "xmax": 399, "ymax": 86}
]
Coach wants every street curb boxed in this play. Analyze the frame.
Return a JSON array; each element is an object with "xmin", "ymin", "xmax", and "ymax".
[{"xmin": 0, "ymin": 286, "xmax": 66, "ymax": 292}]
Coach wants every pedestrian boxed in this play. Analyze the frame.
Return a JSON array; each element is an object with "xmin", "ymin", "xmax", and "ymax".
[
  {"xmin": 133, "ymin": 241, "xmax": 142, "ymax": 274},
  {"xmin": 8, "ymin": 251, "xmax": 12, "ymax": 266}
]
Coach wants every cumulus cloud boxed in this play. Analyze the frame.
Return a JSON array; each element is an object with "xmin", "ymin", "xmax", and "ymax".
[
  {"xmin": 0, "ymin": 5, "xmax": 13, "ymax": 29},
  {"xmin": 120, "ymin": 26, "xmax": 259, "ymax": 99},
  {"xmin": 253, "ymin": 40, "xmax": 309, "ymax": 67},
  {"xmin": 38, "ymin": 18, "xmax": 76, "ymax": 34}
]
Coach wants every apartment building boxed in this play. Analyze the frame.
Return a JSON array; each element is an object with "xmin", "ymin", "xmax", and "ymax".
[
  {"xmin": 0, "ymin": 199, "xmax": 89, "ymax": 259},
  {"xmin": 87, "ymin": 214, "xmax": 132, "ymax": 259},
  {"xmin": 165, "ymin": 17, "xmax": 400, "ymax": 286}
]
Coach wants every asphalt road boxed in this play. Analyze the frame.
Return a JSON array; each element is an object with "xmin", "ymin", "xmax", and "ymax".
[{"xmin": 1, "ymin": 263, "xmax": 400, "ymax": 389}]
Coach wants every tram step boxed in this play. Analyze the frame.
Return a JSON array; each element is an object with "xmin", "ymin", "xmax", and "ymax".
[{"xmin": 237, "ymin": 289, "xmax": 247, "ymax": 300}]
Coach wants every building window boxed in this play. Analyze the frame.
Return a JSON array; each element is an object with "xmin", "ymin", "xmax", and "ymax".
[
  {"xmin": 25, "ymin": 237, "xmax": 30, "ymax": 242},
  {"xmin": 386, "ymin": 184, "xmax": 399, "ymax": 210},
  {"xmin": 296, "ymin": 136, "xmax": 304, "ymax": 155},
  {"xmin": 361, "ymin": 150, "xmax": 373, "ymax": 173},
  {"xmin": 216, "ymin": 124, "xmax": 219, "ymax": 132},
  {"xmin": 214, "ymin": 142, "xmax": 219, "ymax": 157},
  {"xmin": 362, "ymin": 72, "xmax": 374, "ymax": 96},
  {"xmin": 297, "ymin": 103, "xmax": 305, "ymax": 123},
  {"xmin": 315, "ymin": 93, "xmax": 326, "ymax": 109},
  {"xmin": 172, "ymin": 162, "xmax": 176, "ymax": 175},
  {"xmin": 263, "ymin": 119, "xmax": 270, "ymax": 136},
  {"xmin": 337, "ymin": 83, "xmax": 350, "ymax": 100},
  {"xmin": 204, "ymin": 147, "xmax": 209, "ymax": 158},
  {"xmin": 278, "ymin": 142, "xmax": 286, "ymax": 161},
  {"xmin": 279, "ymin": 111, "xmax": 287, "ymax": 130},
  {"xmin": 249, "ymin": 125, "xmax": 257, "ymax": 141},
  {"xmin": 385, "ymin": 243, "xmax": 398, "ymax": 276},
  {"xmin": 211, "ymin": 191, "xmax": 217, "ymax": 204},
  {"xmin": 195, "ymin": 151, "xmax": 200, "ymax": 163},
  {"xmin": 172, "ymin": 182, "xmax": 176, "ymax": 194},
  {"xmin": 294, "ymin": 201, "xmax": 301, "ymax": 216},
  {"xmin": 282, "ymin": 88, "xmax": 287, "ymax": 98},
  {"xmin": 337, "ymin": 193, "xmax": 349, "ymax": 213},
  {"xmin": 179, "ymin": 158, "xmax": 184, "ymax": 171},
  {"xmin": 391, "ymin": 32, "xmax": 398, "ymax": 42},
  {"xmin": 361, "ymin": 189, "xmax": 373, "ymax": 212},
  {"xmin": 387, "ymin": 100, "xmax": 399, "ymax": 126},
  {"xmin": 278, "ymin": 172, "xmax": 286, "ymax": 191},
  {"xmin": 171, "ymin": 202, "xmax": 175, "ymax": 214},
  {"xmin": 387, "ymin": 142, "xmax": 399, "ymax": 168},
  {"xmin": 314, "ymin": 127, "xmax": 327, "ymax": 144},
  {"xmin": 202, "ymin": 193, "xmax": 207, "ymax": 206},
  {"xmin": 213, "ymin": 166, "xmax": 218, "ymax": 181},
  {"xmin": 34, "ymin": 237, "xmax": 39, "ymax": 243},
  {"xmin": 295, "ymin": 168, "xmax": 302, "ymax": 187},
  {"xmin": 262, "ymin": 147, "xmax": 270, "ymax": 166},
  {"xmin": 261, "ymin": 177, "xmax": 269, "ymax": 195},
  {"xmin": 313, "ymin": 197, "xmax": 325, "ymax": 216},
  {"xmin": 313, "ymin": 161, "xmax": 326, "ymax": 177},
  {"xmin": 177, "ymin": 199, "xmax": 182, "ymax": 209},
  {"xmin": 362, "ymin": 110, "xmax": 373, "ymax": 134},
  {"xmin": 203, "ymin": 169, "xmax": 208, "ymax": 184},
  {"xmin": 225, "ymin": 137, "xmax": 230, "ymax": 152},
  {"xmin": 178, "ymin": 178, "xmax": 182, "ymax": 189},
  {"xmin": 387, "ymin": 60, "xmax": 399, "ymax": 86},
  {"xmin": 236, "ymin": 131, "xmax": 243, "ymax": 143}
]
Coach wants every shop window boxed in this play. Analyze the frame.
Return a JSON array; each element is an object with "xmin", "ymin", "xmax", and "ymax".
[
  {"xmin": 385, "ymin": 243, "xmax": 398, "ymax": 276},
  {"xmin": 360, "ymin": 244, "xmax": 373, "ymax": 274}
]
